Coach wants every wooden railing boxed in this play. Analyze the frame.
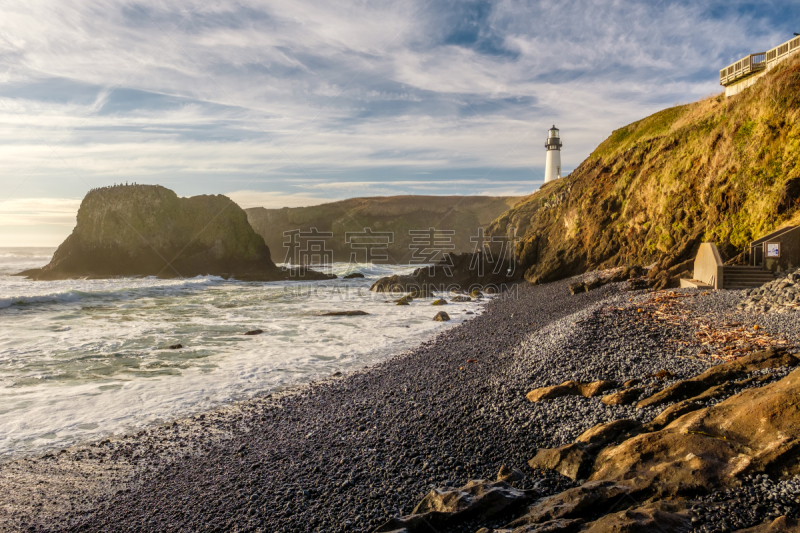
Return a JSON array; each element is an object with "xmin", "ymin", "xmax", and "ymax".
[
  {"xmin": 720, "ymin": 36, "xmax": 800, "ymax": 87},
  {"xmin": 766, "ymin": 36, "xmax": 800, "ymax": 64}
]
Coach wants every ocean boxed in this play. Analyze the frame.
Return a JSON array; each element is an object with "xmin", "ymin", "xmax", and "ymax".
[{"xmin": 0, "ymin": 248, "xmax": 485, "ymax": 459}]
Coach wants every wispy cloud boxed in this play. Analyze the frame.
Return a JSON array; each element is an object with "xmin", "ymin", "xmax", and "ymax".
[
  {"xmin": 0, "ymin": 197, "xmax": 81, "ymax": 226},
  {"xmin": 0, "ymin": 0, "xmax": 797, "ymax": 245}
]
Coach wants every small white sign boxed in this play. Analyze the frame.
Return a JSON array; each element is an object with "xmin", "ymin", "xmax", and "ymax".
[{"xmin": 766, "ymin": 242, "xmax": 781, "ymax": 258}]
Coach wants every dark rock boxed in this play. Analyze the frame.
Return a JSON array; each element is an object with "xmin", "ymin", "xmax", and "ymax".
[
  {"xmin": 579, "ymin": 501, "xmax": 691, "ymax": 532},
  {"xmin": 528, "ymin": 443, "xmax": 594, "ymax": 481},
  {"xmin": 505, "ymin": 481, "xmax": 633, "ymax": 526},
  {"xmin": 574, "ymin": 419, "xmax": 641, "ymax": 448},
  {"xmin": 370, "ymin": 253, "xmax": 520, "ymax": 293},
  {"xmin": 526, "ymin": 380, "xmax": 617, "ymax": 402},
  {"xmin": 529, "ymin": 420, "xmax": 640, "ymax": 481},
  {"xmin": 343, "ymin": 272, "xmax": 366, "ymax": 279},
  {"xmin": 395, "ymin": 295, "xmax": 414, "ymax": 305},
  {"xmin": 321, "ymin": 310, "xmax": 370, "ymax": 316},
  {"xmin": 244, "ymin": 329, "xmax": 264, "ymax": 335},
  {"xmin": 433, "ymin": 312, "xmax": 451, "ymax": 322},
  {"xmin": 737, "ymin": 515, "xmax": 800, "ymax": 532},
  {"xmin": 600, "ymin": 387, "xmax": 644, "ymax": 406},
  {"xmin": 593, "ymin": 367, "xmax": 800, "ymax": 499},
  {"xmin": 17, "ymin": 184, "xmax": 334, "ymax": 282},
  {"xmin": 568, "ymin": 282, "xmax": 586, "ymax": 295},
  {"xmin": 636, "ymin": 348, "xmax": 799, "ymax": 409},
  {"xmin": 776, "ymin": 177, "xmax": 800, "ymax": 215},
  {"xmin": 627, "ymin": 279, "xmax": 650, "ymax": 291},
  {"xmin": 507, "ymin": 518, "xmax": 586, "ymax": 532},
  {"xmin": 584, "ymin": 280, "xmax": 603, "ymax": 292},
  {"xmin": 373, "ymin": 480, "xmax": 537, "ymax": 533},
  {"xmin": 168, "ymin": 344, "xmax": 183, "ymax": 350},
  {"xmin": 497, "ymin": 465, "xmax": 525, "ymax": 483},
  {"xmin": 432, "ymin": 299, "xmax": 448, "ymax": 306},
  {"xmin": 641, "ymin": 400, "xmax": 704, "ymax": 431}
]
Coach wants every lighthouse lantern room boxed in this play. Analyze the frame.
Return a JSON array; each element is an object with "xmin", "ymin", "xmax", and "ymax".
[{"xmin": 544, "ymin": 125, "xmax": 562, "ymax": 183}]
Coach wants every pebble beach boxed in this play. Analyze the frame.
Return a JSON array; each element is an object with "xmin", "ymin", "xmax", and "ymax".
[{"xmin": 3, "ymin": 277, "xmax": 800, "ymax": 533}]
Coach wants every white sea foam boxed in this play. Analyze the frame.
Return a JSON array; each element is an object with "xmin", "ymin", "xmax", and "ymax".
[{"xmin": 0, "ymin": 253, "xmax": 483, "ymax": 459}]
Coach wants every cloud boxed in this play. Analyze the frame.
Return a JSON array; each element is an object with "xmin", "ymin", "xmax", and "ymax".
[
  {"xmin": 0, "ymin": 197, "xmax": 81, "ymax": 226},
  {"xmin": 0, "ymin": 0, "xmax": 796, "ymax": 245},
  {"xmin": 226, "ymin": 191, "xmax": 337, "ymax": 209}
]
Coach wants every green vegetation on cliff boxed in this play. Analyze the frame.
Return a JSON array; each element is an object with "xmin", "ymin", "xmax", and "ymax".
[
  {"xmin": 490, "ymin": 53, "xmax": 800, "ymax": 286},
  {"xmin": 22, "ymin": 185, "xmax": 316, "ymax": 281},
  {"xmin": 246, "ymin": 196, "xmax": 520, "ymax": 264}
]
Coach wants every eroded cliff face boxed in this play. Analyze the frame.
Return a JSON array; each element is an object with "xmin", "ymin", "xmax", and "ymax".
[
  {"xmin": 21, "ymin": 185, "xmax": 326, "ymax": 281},
  {"xmin": 490, "ymin": 53, "xmax": 800, "ymax": 287}
]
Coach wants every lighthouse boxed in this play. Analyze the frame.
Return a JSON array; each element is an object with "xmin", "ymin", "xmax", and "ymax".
[{"xmin": 544, "ymin": 125, "xmax": 562, "ymax": 183}]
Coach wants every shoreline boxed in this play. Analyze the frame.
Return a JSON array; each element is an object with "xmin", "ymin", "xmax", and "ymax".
[
  {"xmin": 0, "ymin": 265, "xmax": 470, "ymax": 461},
  {"xmin": 2, "ymin": 278, "xmax": 799, "ymax": 532}
]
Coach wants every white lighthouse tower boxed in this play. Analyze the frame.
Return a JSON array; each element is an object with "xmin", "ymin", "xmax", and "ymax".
[{"xmin": 544, "ymin": 125, "xmax": 562, "ymax": 183}]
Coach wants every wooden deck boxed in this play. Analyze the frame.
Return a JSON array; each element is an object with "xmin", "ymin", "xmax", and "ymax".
[
  {"xmin": 720, "ymin": 53, "xmax": 766, "ymax": 86},
  {"xmin": 721, "ymin": 36, "xmax": 800, "ymax": 87}
]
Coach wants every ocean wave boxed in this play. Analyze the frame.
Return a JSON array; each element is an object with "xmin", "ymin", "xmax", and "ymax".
[
  {"xmin": 0, "ymin": 276, "xmax": 226, "ymax": 310},
  {"xmin": 0, "ymin": 248, "xmax": 56, "ymax": 260},
  {"xmin": 0, "ymin": 292, "xmax": 83, "ymax": 309},
  {"xmin": 275, "ymin": 262, "xmax": 420, "ymax": 278},
  {"xmin": 0, "ymin": 254, "xmax": 52, "ymax": 260}
]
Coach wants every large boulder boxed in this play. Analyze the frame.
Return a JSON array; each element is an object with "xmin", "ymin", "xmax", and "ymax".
[
  {"xmin": 527, "ymin": 381, "xmax": 617, "ymax": 402},
  {"xmin": 737, "ymin": 516, "xmax": 800, "ymax": 532},
  {"xmin": 529, "ymin": 420, "xmax": 640, "ymax": 481},
  {"xmin": 504, "ymin": 481, "xmax": 634, "ymax": 526},
  {"xmin": 636, "ymin": 348, "xmax": 799, "ymax": 409},
  {"xmin": 578, "ymin": 501, "xmax": 691, "ymax": 532},
  {"xmin": 592, "ymin": 367, "xmax": 800, "ymax": 499},
  {"xmin": 503, "ymin": 367, "xmax": 800, "ymax": 532},
  {"xmin": 373, "ymin": 480, "xmax": 536, "ymax": 533},
  {"xmin": 18, "ymin": 185, "xmax": 334, "ymax": 281}
]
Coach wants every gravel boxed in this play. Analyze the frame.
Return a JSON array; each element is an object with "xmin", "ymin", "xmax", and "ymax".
[
  {"xmin": 9, "ymin": 278, "xmax": 796, "ymax": 532},
  {"xmin": 691, "ymin": 474, "xmax": 800, "ymax": 532}
]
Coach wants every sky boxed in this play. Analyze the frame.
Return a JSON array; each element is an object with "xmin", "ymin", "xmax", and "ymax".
[{"xmin": 0, "ymin": 0, "xmax": 798, "ymax": 246}]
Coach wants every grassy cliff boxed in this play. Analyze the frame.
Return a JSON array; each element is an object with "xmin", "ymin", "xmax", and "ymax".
[
  {"xmin": 489, "ymin": 53, "xmax": 800, "ymax": 286},
  {"xmin": 246, "ymin": 195, "xmax": 520, "ymax": 264}
]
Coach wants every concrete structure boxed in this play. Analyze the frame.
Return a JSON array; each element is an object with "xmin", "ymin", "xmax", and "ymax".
[
  {"xmin": 687, "ymin": 242, "xmax": 725, "ymax": 290},
  {"xmin": 749, "ymin": 225, "xmax": 800, "ymax": 273},
  {"xmin": 544, "ymin": 125, "xmax": 562, "ymax": 183},
  {"xmin": 682, "ymin": 242, "xmax": 775, "ymax": 290},
  {"xmin": 679, "ymin": 278, "xmax": 713, "ymax": 289},
  {"xmin": 721, "ymin": 35, "xmax": 800, "ymax": 97}
]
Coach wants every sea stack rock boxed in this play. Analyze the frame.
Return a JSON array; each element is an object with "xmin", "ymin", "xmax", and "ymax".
[{"xmin": 18, "ymin": 184, "xmax": 333, "ymax": 281}]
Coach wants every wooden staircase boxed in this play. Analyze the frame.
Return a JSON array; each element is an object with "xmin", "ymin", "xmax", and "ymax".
[{"xmin": 722, "ymin": 265, "xmax": 775, "ymax": 289}]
